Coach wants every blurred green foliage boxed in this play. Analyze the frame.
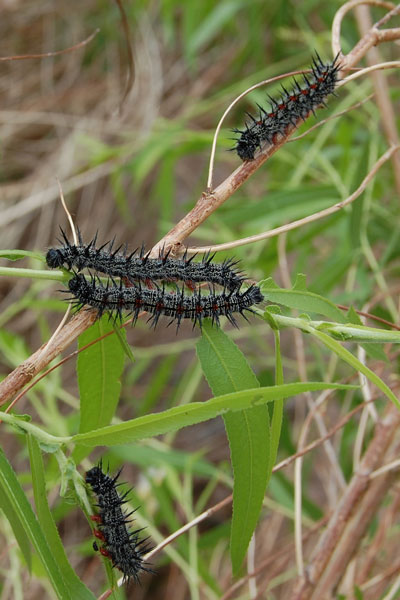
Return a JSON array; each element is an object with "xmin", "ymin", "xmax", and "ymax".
[{"xmin": 1, "ymin": 0, "xmax": 399, "ymax": 598}]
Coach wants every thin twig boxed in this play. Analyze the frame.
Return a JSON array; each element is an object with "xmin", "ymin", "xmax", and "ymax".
[
  {"xmin": 207, "ymin": 69, "xmax": 307, "ymax": 190},
  {"xmin": 57, "ymin": 178, "xmax": 78, "ymax": 245},
  {"xmin": 332, "ymin": 0, "xmax": 396, "ymax": 58},
  {"xmin": 338, "ymin": 61, "xmax": 400, "ymax": 85},
  {"xmin": 187, "ymin": 145, "xmax": 400, "ymax": 254},
  {"xmin": 353, "ymin": 314, "xmax": 379, "ymax": 469},
  {"xmin": 97, "ymin": 588, "xmax": 112, "ymax": 600},
  {"xmin": 34, "ymin": 180, "xmax": 77, "ymax": 365},
  {"xmin": 355, "ymin": 5, "xmax": 400, "ymax": 196},
  {"xmin": 97, "ymin": 495, "xmax": 235, "ymax": 597},
  {"xmin": 114, "ymin": 0, "xmax": 135, "ymax": 113},
  {"xmin": 337, "ymin": 304, "xmax": 400, "ymax": 331},
  {"xmin": 289, "ymin": 94, "xmax": 374, "ymax": 142},
  {"xmin": 0, "ymin": 29, "xmax": 99, "ymax": 62},
  {"xmin": 334, "ymin": 2, "xmax": 400, "ymax": 70},
  {"xmin": 369, "ymin": 457, "xmax": 400, "ymax": 479},
  {"xmin": 144, "ymin": 494, "xmax": 233, "ymax": 562}
]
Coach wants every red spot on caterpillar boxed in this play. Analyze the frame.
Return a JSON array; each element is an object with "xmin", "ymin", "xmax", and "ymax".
[
  {"xmin": 90, "ymin": 515, "xmax": 102, "ymax": 523},
  {"xmin": 94, "ymin": 529, "xmax": 106, "ymax": 541}
]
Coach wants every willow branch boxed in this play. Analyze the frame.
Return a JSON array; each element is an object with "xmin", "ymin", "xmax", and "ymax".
[{"xmin": 151, "ymin": 123, "xmax": 302, "ymax": 258}]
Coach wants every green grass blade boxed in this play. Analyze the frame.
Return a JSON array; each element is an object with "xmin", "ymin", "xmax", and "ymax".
[
  {"xmin": 0, "ymin": 477, "xmax": 32, "ymax": 571},
  {"xmin": 0, "ymin": 449, "xmax": 73, "ymax": 600},
  {"xmin": 27, "ymin": 437, "xmax": 95, "ymax": 599}
]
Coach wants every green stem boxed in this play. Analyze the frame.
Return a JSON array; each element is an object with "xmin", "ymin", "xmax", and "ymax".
[
  {"xmin": 0, "ymin": 266, "xmax": 67, "ymax": 282},
  {"xmin": 0, "ymin": 412, "xmax": 71, "ymax": 445},
  {"xmin": 267, "ymin": 313, "xmax": 400, "ymax": 344}
]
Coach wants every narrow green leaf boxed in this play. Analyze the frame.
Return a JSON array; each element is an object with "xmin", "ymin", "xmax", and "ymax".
[
  {"xmin": 312, "ymin": 328, "xmax": 400, "ymax": 409},
  {"xmin": 0, "ymin": 449, "xmax": 73, "ymax": 600},
  {"xmin": 77, "ymin": 315, "xmax": 125, "ymax": 433},
  {"xmin": 113, "ymin": 444, "xmax": 221, "ymax": 479},
  {"xmin": 188, "ymin": 0, "xmax": 243, "ymax": 55},
  {"xmin": 292, "ymin": 273, "xmax": 307, "ymax": 291},
  {"xmin": 72, "ymin": 382, "xmax": 357, "ymax": 447},
  {"xmin": 113, "ymin": 322, "xmax": 135, "ymax": 362},
  {"xmin": 0, "ymin": 480, "xmax": 32, "ymax": 570},
  {"xmin": 27, "ymin": 437, "xmax": 95, "ymax": 599},
  {"xmin": 359, "ymin": 342, "xmax": 388, "ymax": 363},
  {"xmin": 269, "ymin": 330, "xmax": 284, "ymax": 479},
  {"xmin": 260, "ymin": 277, "xmax": 345, "ymax": 322},
  {"xmin": 196, "ymin": 324, "xmax": 270, "ymax": 573},
  {"xmin": 0, "ymin": 249, "xmax": 44, "ymax": 261},
  {"xmin": 74, "ymin": 316, "xmax": 125, "ymax": 462}
]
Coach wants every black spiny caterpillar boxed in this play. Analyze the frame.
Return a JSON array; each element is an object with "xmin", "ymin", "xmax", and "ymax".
[
  {"xmin": 234, "ymin": 53, "xmax": 340, "ymax": 161},
  {"xmin": 68, "ymin": 272, "xmax": 264, "ymax": 329},
  {"xmin": 86, "ymin": 464, "xmax": 152, "ymax": 585},
  {"xmin": 46, "ymin": 229, "xmax": 244, "ymax": 292}
]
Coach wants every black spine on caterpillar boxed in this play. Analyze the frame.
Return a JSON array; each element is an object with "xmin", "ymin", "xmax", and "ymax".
[
  {"xmin": 86, "ymin": 464, "xmax": 152, "ymax": 584},
  {"xmin": 67, "ymin": 272, "xmax": 264, "ymax": 329},
  {"xmin": 46, "ymin": 229, "xmax": 245, "ymax": 292},
  {"xmin": 234, "ymin": 53, "xmax": 340, "ymax": 161}
]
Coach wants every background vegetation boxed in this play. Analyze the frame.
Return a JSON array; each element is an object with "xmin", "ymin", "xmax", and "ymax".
[{"xmin": 0, "ymin": 1, "xmax": 399, "ymax": 599}]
